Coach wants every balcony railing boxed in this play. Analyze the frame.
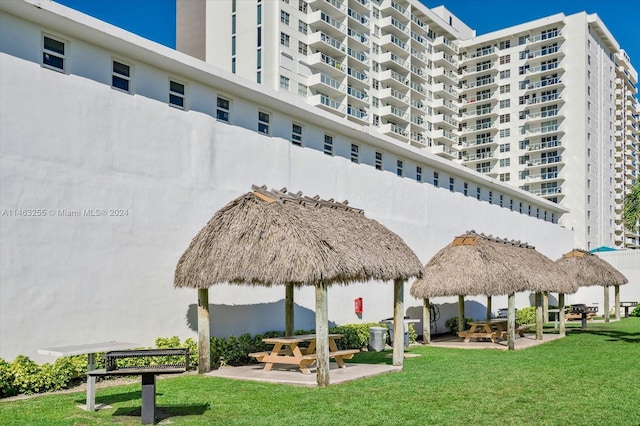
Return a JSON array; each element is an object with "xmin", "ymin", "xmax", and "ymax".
[
  {"xmin": 462, "ymin": 77, "xmax": 495, "ymax": 90},
  {"xmin": 461, "ymin": 47, "xmax": 496, "ymax": 60},
  {"xmin": 347, "ymin": 85, "xmax": 367, "ymax": 100},
  {"xmin": 528, "ymin": 140, "xmax": 561, "ymax": 151},
  {"xmin": 319, "ymin": 11, "xmax": 345, "ymax": 31},
  {"xmin": 527, "ymin": 92, "xmax": 561, "ymax": 105},
  {"xmin": 391, "ymin": 0, "xmax": 409, "ymax": 18},
  {"xmin": 463, "ymin": 151, "xmax": 494, "ymax": 161},
  {"xmin": 527, "ymin": 155, "xmax": 562, "ymax": 166},
  {"xmin": 319, "ymin": 94, "xmax": 344, "ymax": 111},
  {"xmin": 323, "ymin": 0, "xmax": 346, "ymax": 13},
  {"xmin": 527, "ymin": 77, "xmax": 562, "ymax": 90},
  {"xmin": 347, "ymin": 47, "xmax": 368, "ymax": 65},
  {"xmin": 527, "ymin": 30, "xmax": 562, "ymax": 44},
  {"xmin": 522, "ymin": 123, "xmax": 560, "ymax": 135},
  {"xmin": 530, "ymin": 186, "xmax": 562, "ymax": 196},
  {"xmin": 347, "ymin": 9, "xmax": 368, "ymax": 26},
  {"xmin": 319, "ymin": 53, "xmax": 345, "ymax": 71},
  {"xmin": 347, "ymin": 28, "xmax": 368, "ymax": 45},
  {"xmin": 319, "ymin": 73, "xmax": 344, "ymax": 91},
  {"xmin": 347, "ymin": 67, "xmax": 367, "ymax": 82},
  {"xmin": 347, "ymin": 106, "xmax": 367, "ymax": 119}
]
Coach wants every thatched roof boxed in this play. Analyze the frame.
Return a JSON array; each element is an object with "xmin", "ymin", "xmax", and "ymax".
[
  {"xmin": 410, "ymin": 231, "xmax": 579, "ymax": 299},
  {"xmin": 175, "ymin": 185, "xmax": 423, "ymax": 288},
  {"xmin": 556, "ymin": 249, "xmax": 628, "ymax": 287}
]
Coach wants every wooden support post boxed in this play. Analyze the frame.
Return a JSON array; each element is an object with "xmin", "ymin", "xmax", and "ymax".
[
  {"xmin": 507, "ymin": 292, "xmax": 516, "ymax": 351},
  {"xmin": 486, "ymin": 295, "xmax": 492, "ymax": 321},
  {"xmin": 543, "ymin": 292, "xmax": 549, "ymax": 322},
  {"xmin": 458, "ymin": 295, "xmax": 465, "ymax": 333},
  {"xmin": 392, "ymin": 279, "xmax": 404, "ymax": 367},
  {"xmin": 604, "ymin": 285, "xmax": 610, "ymax": 323},
  {"xmin": 197, "ymin": 288, "xmax": 211, "ymax": 374},
  {"xmin": 558, "ymin": 293, "xmax": 566, "ymax": 337},
  {"xmin": 422, "ymin": 298, "xmax": 431, "ymax": 344},
  {"xmin": 535, "ymin": 292, "xmax": 543, "ymax": 341},
  {"xmin": 315, "ymin": 281, "xmax": 330, "ymax": 387},
  {"xmin": 614, "ymin": 285, "xmax": 620, "ymax": 320},
  {"xmin": 285, "ymin": 283, "xmax": 294, "ymax": 337}
]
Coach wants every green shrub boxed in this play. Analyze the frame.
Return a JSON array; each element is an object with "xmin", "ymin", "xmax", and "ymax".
[
  {"xmin": 630, "ymin": 305, "xmax": 640, "ymax": 317},
  {"xmin": 329, "ymin": 323, "xmax": 383, "ymax": 349},
  {"xmin": 445, "ymin": 317, "xmax": 474, "ymax": 334},
  {"xmin": 516, "ymin": 306, "xmax": 536, "ymax": 326},
  {"xmin": 0, "ymin": 358, "xmax": 17, "ymax": 398}
]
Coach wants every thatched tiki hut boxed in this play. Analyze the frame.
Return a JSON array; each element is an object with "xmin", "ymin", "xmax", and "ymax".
[
  {"xmin": 175, "ymin": 185, "xmax": 423, "ymax": 386},
  {"xmin": 556, "ymin": 249, "xmax": 628, "ymax": 322},
  {"xmin": 410, "ymin": 231, "xmax": 577, "ymax": 349}
]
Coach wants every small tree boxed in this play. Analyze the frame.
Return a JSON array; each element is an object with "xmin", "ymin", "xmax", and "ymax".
[{"xmin": 622, "ymin": 178, "xmax": 640, "ymax": 234}]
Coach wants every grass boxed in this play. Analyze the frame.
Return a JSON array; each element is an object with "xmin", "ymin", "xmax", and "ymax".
[{"xmin": 2, "ymin": 318, "xmax": 639, "ymax": 425}]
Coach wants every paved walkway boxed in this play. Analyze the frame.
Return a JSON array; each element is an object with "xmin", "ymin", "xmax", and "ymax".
[{"xmin": 427, "ymin": 332, "xmax": 564, "ymax": 350}]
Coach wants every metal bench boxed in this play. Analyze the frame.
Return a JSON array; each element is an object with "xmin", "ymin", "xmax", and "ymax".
[{"xmin": 87, "ymin": 348, "xmax": 189, "ymax": 425}]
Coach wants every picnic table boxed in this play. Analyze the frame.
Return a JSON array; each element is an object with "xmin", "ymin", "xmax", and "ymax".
[
  {"xmin": 620, "ymin": 301, "xmax": 638, "ymax": 318},
  {"xmin": 38, "ymin": 341, "xmax": 139, "ymax": 411},
  {"xmin": 249, "ymin": 334, "xmax": 359, "ymax": 374},
  {"xmin": 457, "ymin": 319, "xmax": 528, "ymax": 343}
]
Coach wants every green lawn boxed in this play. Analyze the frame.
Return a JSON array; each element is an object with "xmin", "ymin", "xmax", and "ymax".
[{"xmin": 2, "ymin": 319, "xmax": 639, "ymax": 425}]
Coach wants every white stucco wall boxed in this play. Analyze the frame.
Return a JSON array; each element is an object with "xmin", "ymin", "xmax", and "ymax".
[{"xmin": 0, "ymin": 48, "xmax": 577, "ymax": 362}]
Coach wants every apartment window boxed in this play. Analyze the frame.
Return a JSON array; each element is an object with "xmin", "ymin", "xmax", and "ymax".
[
  {"xmin": 587, "ymin": 194, "xmax": 591, "ymax": 204},
  {"xmin": 298, "ymin": 20, "xmax": 308, "ymax": 35},
  {"xmin": 510, "ymin": 199, "xmax": 513, "ymax": 211},
  {"xmin": 257, "ymin": 71, "xmax": 261, "ymax": 83},
  {"xmin": 216, "ymin": 96, "xmax": 230, "ymax": 122},
  {"xmin": 375, "ymin": 152, "xmax": 383, "ymax": 170},
  {"xmin": 232, "ymin": 35, "xmax": 237, "ymax": 56},
  {"xmin": 112, "ymin": 60, "xmax": 131, "ymax": 93},
  {"xmin": 489, "ymin": 191, "xmax": 493, "ymax": 204},
  {"xmin": 258, "ymin": 111, "xmax": 270, "ymax": 135},
  {"xmin": 281, "ymin": 10, "xmax": 290, "ymax": 25},
  {"xmin": 169, "ymin": 80, "xmax": 185, "ymax": 109},
  {"xmin": 280, "ymin": 75, "xmax": 290, "ymax": 90},
  {"xmin": 463, "ymin": 182, "xmax": 468, "ymax": 196},
  {"xmin": 518, "ymin": 35, "xmax": 527, "ymax": 45},
  {"xmin": 298, "ymin": 83, "xmax": 308, "ymax": 96},
  {"xmin": 298, "ymin": 41, "xmax": 308, "ymax": 55},
  {"xmin": 499, "ymin": 99, "xmax": 511, "ymax": 109},
  {"xmin": 299, "ymin": 0, "xmax": 307, "ymax": 13},
  {"xmin": 232, "ymin": 57, "xmax": 236, "ymax": 73},
  {"xmin": 416, "ymin": 166, "xmax": 422, "ymax": 182},
  {"xmin": 351, "ymin": 143, "xmax": 359, "ymax": 163},
  {"xmin": 499, "ymin": 114, "xmax": 510, "ymax": 123},
  {"xmin": 476, "ymin": 187, "xmax": 481, "ymax": 200},
  {"xmin": 433, "ymin": 171, "xmax": 439, "ymax": 187},
  {"xmin": 499, "ymin": 195, "xmax": 504, "ymax": 207},
  {"xmin": 499, "ymin": 40, "xmax": 511, "ymax": 49},
  {"xmin": 519, "ymin": 202, "xmax": 523, "ymax": 213},
  {"xmin": 449, "ymin": 177, "xmax": 454, "ymax": 192},
  {"xmin": 499, "ymin": 70, "xmax": 511, "ymax": 79},
  {"xmin": 500, "ymin": 84, "xmax": 510, "ymax": 94},
  {"xmin": 291, "ymin": 123, "xmax": 303, "ymax": 146},
  {"xmin": 499, "ymin": 129, "xmax": 511, "ymax": 138},
  {"xmin": 42, "ymin": 35, "xmax": 66, "ymax": 72},
  {"xmin": 257, "ymin": 27, "xmax": 262, "ymax": 47},
  {"xmin": 499, "ymin": 158, "xmax": 511, "ymax": 167},
  {"xmin": 587, "ymin": 55, "xmax": 591, "ymax": 65},
  {"xmin": 280, "ymin": 32, "xmax": 290, "ymax": 47},
  {"xmin": 528, "ymin": 205, "xmax": 531, "ymax": 216},
  {"xmin": 324, "ymin": 134, "xmax": 333, "ymax": 156},
  {"xmin": 536, "ymin": 208, "xmax": 540, "ymax": 219},
  {"xmin": 397, "ymin": 160, "xmax": 404, "ymax": 177}
]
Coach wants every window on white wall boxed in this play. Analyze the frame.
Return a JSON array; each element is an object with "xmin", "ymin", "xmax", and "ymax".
[
  {"xmin": 258, "ymin": 111, "xmax": 270, "ymax": 135},
  {"xmin": 216, "ymin": 96, "xmax": 230, "ymax": 122},
  {"xmin": 112, "ymin": 60, "xmax": 131, "ymax": 93},
  {"xmin": 375, "ymin": 152, "xmax": 383, "ymax": 170},
  {"xmin": 169, "ymin": 80, "xmax": 185, "ymax": 109},
  {"xmin": 42, "ymin": 34, "xmax": 66, "ymax": 72},
  {"xmin": 350, "ymin": 143, "xmax": 359, "ymax": 163},
  {"xmin": 291, "ymin": 123, "xmax": 303, "ymax": 146},
  {"xmin": 324, "ymin": 134, "xmax": 333, "ymax": 155}
]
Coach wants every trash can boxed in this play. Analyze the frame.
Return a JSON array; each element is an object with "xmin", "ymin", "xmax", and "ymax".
[
  {"xmin": 368, "ymin": 327, "xmax": 387, "ymax": 352},
  {"xmin": 385, "ymin": 322, "xmax": 409, "ymax": 347}
]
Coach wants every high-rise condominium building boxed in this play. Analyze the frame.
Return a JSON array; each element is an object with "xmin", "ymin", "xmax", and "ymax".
[{"xmin": 177, "ymin": 0, "xmax": 640, "ymax": 250}]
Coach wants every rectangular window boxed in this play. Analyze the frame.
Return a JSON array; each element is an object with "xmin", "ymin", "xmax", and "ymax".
[
  {"xmin": 257, "ymin": 3, "xmax": 262, "ymax": 25},
  {"xmin": 499, "ymin": 173, "xmax": 510, "ymax": 181},
  {"xmin": 291, "ymin": 123, "xmax": 303, "ymax": 146},
  {"xmin": 499, "ymin": 84, "xmax": 510, "ymax": 94},
  {"xmin": 298, "ymin": 83, "xmax": 308, "ymax": 96},
  {"xmin": 499, "ymin": 70, "xmax": 511, "ymax": 79},
  {"xmin": 258, "ymin": 111, "xmax": 270, "ymax": 135},
  {"xmin": 43, "ymin": 35, "xmax": 66, "ymax": 72},
  {"xmin": 416, "ymin": 166, "xmax": 422, "ymax": 182},
  {"xmin": 499, "ymin": 158, "xmax": 510, "ymax": 167},
  {"xmin": 499, "ymin": 195, "xmax": 504, "ymax": 207},
  {"xmin": 433, "ymin": 171, "xmax": 439, "ymax": 187},
  {"xmin": 299, "ymin": 0, "xmax": 307, "ymax": 12},
  {"xmin": 499, "ymin": 54, "xmax": 510, "ymax": 64},
  {"xmin": 112, "ymin": 60, "xmax": 131, "ymax": 93},
  {"xmin": 510, "ymin": 199, "xmax": 513, "ymax": 211},
  {"xmin": 280, "ymin": 75, "xmax": 290, "ymax": 90},
  {"xmin": 449, "ymin": 177, "xmax": 454, "ymax": 192},
  {"xmin": 281, "ymin": 10, "xmax": 290, "ymax": 25},
  {"xmin": 489, "ymin": 191, "xmax": 493, "ymax": 204},
  {"xmin": 298, "ymin": 41, "xmax": 308, "ymax": 55},
  {"xmin": 397, "ymin": 160, "xmax": 404, "ymax": 177},
  {"xmin": 499, "ymin": 99, "xmax": 511, "ymax": 109},
  {"xmin": 280, "ymin": 32, "xmax": 290, "ymax": 47},
  {"xmin": 324, "ymin": 134, "xmax": 333, "ymax": 156},
  {"xmin": 213, "ymin": 95, "xmax": 231, "ymax": 122},
  {"xmin": 298, "ymin": 20, "xmax": 308, "ymax": 35},
  {"xmin": 169, "ymin": 80, "xmax": 185, "ymax": 109},
  {"xmin": 257, "ymin": 27, "xmax": 262, "ymax": 47},
  {"xmin": 375, "ymin": 152, "xmax": 383, "ymax": 170},
  {"xmin": 499, "ymin": 129, "xmax": 510, "ymax": 138},
  {"xmin": 499, "ymin": 143, "xmax": 510, "ymax": 153},
  {"xmin": 476, "ymin": 187, "xmax": 481, "ymax": 200},
  {"xmin": 499, "ymin": 40, "xmax": 511, "ymax": 49},
  {"xmin": 351, "ymin": 143, "xmax": 359, "ymax": 163}
]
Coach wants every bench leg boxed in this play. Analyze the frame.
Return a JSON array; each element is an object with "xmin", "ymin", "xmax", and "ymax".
[
  {"xmin": 141, "ymin": 374, "xmax": 156, "ymax": 425},
  {"xmin": 86, "ymin": 353, "xmax": 96, "ymax": 411}
]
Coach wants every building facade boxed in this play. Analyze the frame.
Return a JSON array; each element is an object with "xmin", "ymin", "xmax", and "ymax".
[
  {"xmin": 1, "ymin": 0, "xmax": 578, "ymax": 361},
  {"xmin": 179, "ymin": 0, "xmax": 640, "ymax": 250}
]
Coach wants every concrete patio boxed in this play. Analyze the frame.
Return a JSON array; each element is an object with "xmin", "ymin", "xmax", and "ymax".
[{"xmin": 427, "ymin": 332, "xmax": 564, "ymax": 350}]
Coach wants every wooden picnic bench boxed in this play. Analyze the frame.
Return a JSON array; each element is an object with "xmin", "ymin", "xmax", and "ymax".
[
  {"xmin": 458, "ymin": 319, "xmax": 529, "ymax": 343},
  {"xmin": 249, "ymin": 334, "xmax": 359, "ymax": 374}
]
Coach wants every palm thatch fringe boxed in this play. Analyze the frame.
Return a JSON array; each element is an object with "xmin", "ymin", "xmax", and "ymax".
[
  {"xmin": 175, "ymin": 185, "xmax": 423, "ymax": 289},
  {"xmin": 556, "ymin": 249, "xmax": 628, "ymax": 287}
]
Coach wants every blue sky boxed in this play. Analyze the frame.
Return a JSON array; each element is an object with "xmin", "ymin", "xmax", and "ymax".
[{"xmin": 55, "ymin": 0, "xmax": 638, "ymax": 67}]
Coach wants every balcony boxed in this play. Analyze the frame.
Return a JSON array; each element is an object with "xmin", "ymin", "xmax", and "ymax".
[
  {"xmin": 432, "ymin": 67, "xmax": 459, "ymax": 85},
  {"xmin": 308, "ymin": 10, "xmax": 346, "ymax": 35},
  {"xmin": 410, "ymin": 132, "xmax": 427, "ymax": 147},
  {"xmin": 463, "ymin": 91, "xmax": 497, "ymax": 105},
  {"xmin": 347, "ymin": 8, "xmax": 369, "ymax": 31},
  {"xmin": 432, "ymin": 113, "xmax": 458, "ymax": 130},
  {"xmin": 433, "ymin": 35, "xmax": 459, "ymax": 54},
  {"xmin": 526, "ymin": 92, "xmax": 563, "ymax": 106},
  {"xmin": 525, "ymin": 171, "xmax": 562, "ymax": 183},
  {"xmin": 432, "ymin": 128, "xmax": 459, "ymax": 145},
  {"xmin": 346, "ymin": 105, "xmax": 367, "ymax": 123},
  {"xmin": 379, "ymin": 86, "xmax": 409, "ymax": 106},
  {"xmin": 524, "ymin": 46, "xmax": 564, "ymax": 63},
  {"xmin": 308, "ymin": 52, "xmax": 346, "ymax": 76},
  {"xmin": 525, "ymin": 77, "xmax": 564, "ymax": 93},
  {"xmin": 459, "ymin": 135, "xmax": 496, "ymax": 147},
  {"xmin": 310, "ymin": 93, "xmax": 345, "ymax": 113},
  {"xmin": 378, "ymin": 69, "xmax": 409, "ymax": 89},
  {"xmin": 347, "ymin": 85, "xmax": 368, "ymax": 104},
  {"xmin": 431, "ymin": 97, "xmax": 459, "ymax": 115},
  {"xmin": 430, "ymin": 143, "xmax": 458, "ymax": 159},
  {"xmin": 432, "ymin": 83, "xmax": 457, "ymax": 101},
  {"xmin": 379, "ymin": 104, "xmax": 410, "ymax": 124},
  {"xmin": 347, "ymin": 67, "xmax": 368, "ymax": 87},
  {"xmin": 460, "ymin": 105, "xmax": 497, "ymax": 120},
  {"xmin": 347, "ymin": 47, "xmax": 369, "ymax": 68},
  {"xmin": 307, "ymin": 73, "xmax": 346, "ymax": 97},
  {"xmin": 460, "ymin": 46, "xmax": 498, "ymax": 62},
  {"xmin": 461, "ymin": 62, "xmax": 497, "ymax": 78},
  {"xmin": 380, "ymin": 122, "xmax": 409, "ymax": 141},
  {"xmin": 410, "ymin": 48, "xmax": 427, "ymax": 65},
  {"xmin": 524, "ymin": 108, "xmax": 562, "ymax": 124},
  {"xmin": 347, "ymin": 28, "xmax": 369, "ymax": 49},
  {"xmin": 308, "ymin": 31, "xmax": 347, "ymax": 58},
  {"xmin": 382, "ymin": 0, "xmax": 410, "ymax": 21},
  {"xmin": 525, "ymin": 155, "xmax": 563, "ymax": 168},
  {"xmin": 529, "ymin": 186, "xmax": 563, "ymax": 198},
  {"xmin": 526, "ymin": 29, "xmax": 564, "ymax": 46},
  {"xmin": 310, "ymin": 0, "xmax": 347, "ymax": 18},
  {"xmin": 379, "ymin": 33, "xmax": 409, "ymax": 55},
  {"xmin": 461, "ymin": 122, "xmax": 496, "ymax": 135},
  {"xmin": 461, "ymin": 151, "xmax": 495, "ymax": 163},
  {"xmin": 349, "ymin": 0, "xmax": 369, "ymax": 12},
  {"xmin": 525, "ymin": 60, "xmax": 562, "ymax": 77},
  {"xmin": 433, "ymin": 51, "xmax": 458, "ymax": 69},
  {"xmin": 460, "ymin": 77, "xmax": 497, "ymax": 92},
  {"xmin": 527, "ymin": 139, "xmax": 562, "ymax": 153},
  {"xmin": 379, "ymin": 15, "xmax": 409, "ymax": 37},
  {"xmin": 378, "ymin": 51, "xmax": 409, "ymax": 72},
  {"xmin": 521, "ymin": 122, "xmax": 564, "ymax": 137}
]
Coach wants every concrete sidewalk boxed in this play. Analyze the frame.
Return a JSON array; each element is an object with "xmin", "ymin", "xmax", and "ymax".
[{"xmin": 426, "ymin": 332, "xmax": 564, "ymax": 350}]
